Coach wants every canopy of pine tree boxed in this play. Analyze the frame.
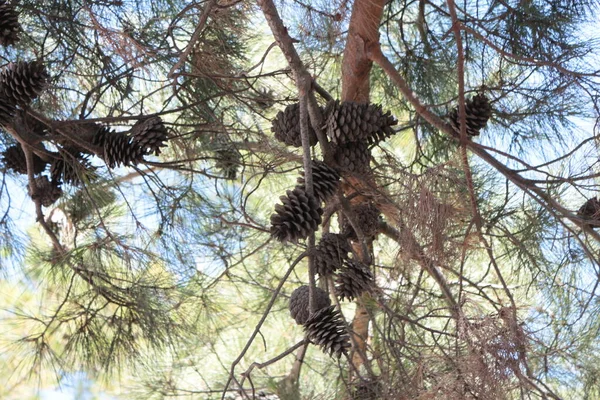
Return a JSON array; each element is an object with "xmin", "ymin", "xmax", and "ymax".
[{"xmin": 0, "ymin": 0, "xmax": 600, "ymax": 398}]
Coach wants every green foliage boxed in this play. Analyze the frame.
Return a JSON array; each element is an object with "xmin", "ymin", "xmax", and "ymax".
[{"xmin": 0, "ymin": 0, "xmax": 599, "ymax": 399}]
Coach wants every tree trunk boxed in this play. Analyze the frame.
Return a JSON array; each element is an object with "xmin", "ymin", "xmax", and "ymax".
[
  {"xmin": 341, "ymin": 0, "xmax": 387, "ymax": 103},
  {"xmin": 340, "ymin": 0, "xmax": 387, "ymax": 372}
]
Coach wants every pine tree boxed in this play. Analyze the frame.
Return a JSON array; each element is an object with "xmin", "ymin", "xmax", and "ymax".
[{"xmin": 0, "ymin": 0, "xmax": 599, "ymax": 399}]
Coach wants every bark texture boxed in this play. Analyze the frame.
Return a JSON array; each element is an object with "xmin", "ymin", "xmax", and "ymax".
[
  {"xmin": 341, "ymin": 0, "xmax": 387, "ymax": 103},
  {"xmin": 340, "ymin": 0, "xmax": 387, "ymax": 371}
]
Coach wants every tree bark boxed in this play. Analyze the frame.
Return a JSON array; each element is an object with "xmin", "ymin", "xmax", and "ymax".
[
  {"xmin": 341, "ymin": 0, "xmax": 387, "ymax": 103},
  {"xmin": 340, "ymin": 0, "xmax": 387, "ymax": 372}
]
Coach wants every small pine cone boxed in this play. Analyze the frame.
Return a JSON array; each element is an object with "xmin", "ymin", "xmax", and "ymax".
[
  {"xmin": 289, "ymin": 285, "xmax": 331, "ymax": 325},
  {"xmin": 270, "ymin": 186, "xmax": 323, "ymax": 243},
  {"xmin": 215, "ymin": 147, "xmax": 240, "ymax": 180},
  {"xmin": 335, "ymin": 259, "xmax": 374, "ymax": 302},
  {"xmin": 50, "ymin": 150, "xmax": 96, "ymax": 186},
  {"xmin": 0, "ymin": 1, "xmax": 20, "ymax": 47},
  {"xmin": 341, "ymin": 202, "xmax": 381, "ymax": 241},
  {"xmin": 0, "ymin": 61, "xmax": 49, "ymax": 106},
  {"xmin": 304, "ymin": 305, "xmax": 351, "ymax": 358},
  {"xmin": 29, "ymin": 175, "xmax": 62, "ymax": 207},
  {"xmin": 1, "ymin": 144, "xmax": 47, "ymax": 174},
  {"xmin": 297, "ymin": 160, "xmax": 340, "ymax": 203},
  {"xmin": 324, "ymin": 100, "xmax": 397, "ymax": 145},
  {"xmin": 448, "ymin": 94, "xmax": 492, "ymax": 137},
  {"xmin": 271, "ymin": 103, "xmax": 318, "ymax": 147},
  {"xmin": 578, "ymin": 198, "xmax": 600, "ymax": 228},
  {"xmin": 315, "ymin": 233, "xmax": 351, "ymax": 277},
  {"xmin": 210, "ymin": 134, "xmax": 240, "ymax": 180},
  {"xmin": 333, "ymin": 141, "xmax": 370, "ymax": 175},
  {"xmin": 93, "ymin": 127, "xmax": 144, "ymax": 168},
  {"xmin": 130, "ymin": 116, "xmax": 168, "ymax": 156}
]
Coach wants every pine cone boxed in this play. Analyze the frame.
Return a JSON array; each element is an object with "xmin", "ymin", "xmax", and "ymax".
[
  {"xmin": 93, "ymin": 127, "xmax": 144, "ymax": 168},
  {"xmin": 335, "ymin": 259, "xmax": 374, "ymax": 302},
  {"xmin": 270, "ymin": 186, "xmax": 323, "ymax": 243},
  {"xmin": 289, "ymin": 285, "xmax": 331, "ymax": 325},
  {"xmin": 0, "ymin": 61, "xmax": 49, "ymax": 106},
  {"xmin": 341, "ymin": 202, "xmax": 381, "ymax": 241},
  {"xmin": 215, "ymin": 147, "xmax": 240, "ymax": 180},
  {"xmin": 304, "ymin": 305, "xmax": 351, "ymax": 358},
  {"xmin": 50, "ymin": 149, "xmax": 96, "ymax": 185},
  {"xmin": 271, "ymin": 103, "xmax": 318, "ymax": 147},
  {"xmin": 0, "ymin": 1, "xmax": 20, "ymax": 47},
  {"xmin": 28, "ymin": 175, "xmax": 62, "ymax": 207},
  {"xmin": 448, "ymin": 94, "xmax": 492, "ymax": 137},
  {"xmin": 297, "ymin": 160, "xmax": 340, "ymax": 203},
  {"xmin": 325, "ymin": 100, "xmax": 397, "ymax": 145},
  {"xmin": 578, "ymin": 197, "xmax": 600, "ymax": 228},
  {"xmin": 210, "ymin": 134, "xmax": 240, "ymax": 180},
  {"xmin": 130, "ymin": 116, "xmax": 168, "ymax": 156},
  {"xmin": 333, "ymin": 141, "xmax": 370, "ymax": 175},
  {"xmin": 1, "ymin": 144, "xmax": 47, "ymax": 174},
  {"xmin": 315, "ymin": 233, "xmax": 351, "ymax": 277}
]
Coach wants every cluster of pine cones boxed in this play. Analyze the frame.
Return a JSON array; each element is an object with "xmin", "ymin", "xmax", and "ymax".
[
  {"xmin": 287, "ymin": 242, "xmax": 376, "ymax": 358},
  {"xmin": 270, "ymin": 100, "xmax": 389, "ymax": 357},
  {"xmin": 271, "ymin": 100, "xmax": 398, "ymax": 174},
  {"xmin": 0, "ymin": 2, "xmax": 170, "ymax": 208},
  {"xmin": 1, "ymin": 116, "xmax": 169, "ymax": 207},
  {"xmin": 268, "ymin": 94, "xmax": 492, "ymax": 246},
  {"xmin": 269, "ymin": 89, "xmax": 492, "ymax": 359},
  {"xmin": 286, "ymin": 227, "xmax": 377, "ymax": 357}
]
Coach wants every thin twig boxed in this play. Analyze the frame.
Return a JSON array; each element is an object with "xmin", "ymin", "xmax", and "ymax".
[
  {"xmin": 168, "ymin": 0, "xmax": 218, "ymax": 78},
  {"xmin": 222, "ymin": 251, "xmax": 307, "ymax": 400}
]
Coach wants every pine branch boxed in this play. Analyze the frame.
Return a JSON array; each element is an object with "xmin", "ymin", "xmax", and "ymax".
[{"xmin": 223, "ymin": 251, "xmax": 307, "ymax": 400}]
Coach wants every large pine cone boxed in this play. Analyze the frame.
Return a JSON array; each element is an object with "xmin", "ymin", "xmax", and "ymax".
[
  {"xmin": 578, "ymin": 197, "xmax": 600, "ymax": 228},
  {"xmin": 130, "ymin": 116, "xmax": 168, "ymax": 156},
  {"xmin": 270, "ymin": 186, "xmax": 323, "ymax": 243},
  {"xmin": 448, "ymin": 94, "xmax": 492, "ymax": 137},
  {"xmin": 333, "ymin": 141, "xmax": 370, "ymax": 175},
  {"xmin": 289, "ymin": 285, "xmax": 331, "ymax": 325},
  {"xmin": 0, "ymin": 1, "xmax": 20, "ymax": 47},
  {"xmin": 271, "ymin": 103, "xmax": 318, "ymax": 147},
  {"xmin": 1, "ymin": 144, "xmax": 46, "ymax": 174},
  {"xmin": 0, "ymin": 61, "xmax": 49, "ymax": 106},
  {"xmin": 28, "ymin": 175, "xmax": 62, "ymax": 207},
  {"xmin": 325, "ymin": 100, "xmax": 397, "ymax": 145},
  {"xmin": 297, "ymin": 160, "xmax": 340, "ymax": 203},
  {"xmin": 341, "ymin": 202, "xmax": 381, "ymax": 241},
  {"xmin": 335, "ymin": 259, "xmax": 374, "ymax": 302},
  {"xmin": 92, "ymin": 127, "xmax": 144, "ymax": 168},
  {"xmin": 50, "ymin": 149, "xmax": 96, "ymax": 185},
  {"xmin": 304, "ymin": 305, "xmax": 351, "ymax": 358},
  {"xmin": 315, "ymin": 233, "xmax": 351, "ymax": 278}
]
